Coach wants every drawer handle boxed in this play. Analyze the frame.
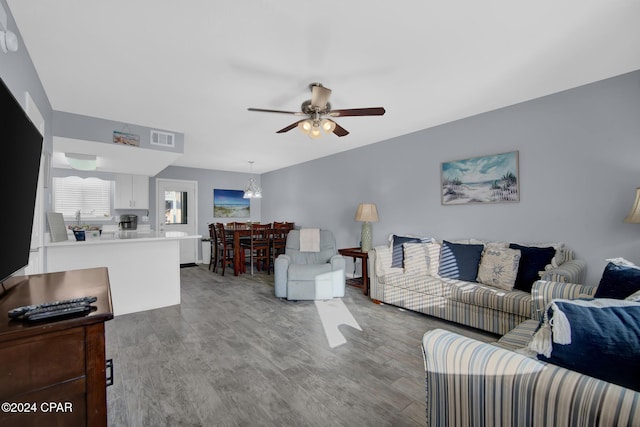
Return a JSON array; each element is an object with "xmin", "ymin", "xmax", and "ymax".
[{"xmin": 106, "ymin": 358, "xmax": 114, "ymax": 387}]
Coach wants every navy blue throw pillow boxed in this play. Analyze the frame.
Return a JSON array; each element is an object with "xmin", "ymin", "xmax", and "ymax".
[
  {"xmin": 509, "ymin": 244, "xmax": 555, "ymax": 293},
  {"xmin": 391, "ymin": 235, "xmax": 421, "ymax": 268},
  {"xmin": 536, "ymin": 299, "xmax": 640, "ymax": 392},
  {"xmin": 438, "ymin": 240, "xmax": 484, "ymax": 282},
  {"xmin": 594, "ymin": 262, "xmax": 640, "ymax": 299}
]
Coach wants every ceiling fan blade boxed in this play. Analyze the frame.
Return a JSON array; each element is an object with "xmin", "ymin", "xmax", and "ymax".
[
  {"xmin": 328, "ymin": 107, "xmax": 386, "ymax": 117},
  {"xmin": 331, "ymin": 121, "xmax": 349, "ymax": 137},
  {"xmin": 248, "ymin": 107, "xmax": 303, "ymax": 115},
  {"xmin": 276, "ymin": 120, "xmax": 305, "ymax": 133},
  {"xmin": 310, "ymin": 85, "xmax": 332, "ymax": 109}
]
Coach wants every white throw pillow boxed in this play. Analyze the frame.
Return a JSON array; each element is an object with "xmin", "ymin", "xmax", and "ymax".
[
  {"xmin": 424, "ymin": 242, "xmax": 442, "ymax": 276},
  {"xmin": 403, "ymin": 243, "xmax": 429, "ymax": 276}
]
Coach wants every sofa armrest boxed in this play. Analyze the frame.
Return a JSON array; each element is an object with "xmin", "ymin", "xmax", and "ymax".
[
  {"xmin": 540, "ymin": 258, "xmax": 587, "ymax": 284},
  {"xmin": 330, "ymin": 254, "xmax": 346, "ymax": 272},
  {"xmin": 422, "ymin": 329, "xmax": 640, "ymax": 427},
  {"xmin": 368, "ymin": 246, "xmax": 390, "ymax": 301},
  {"xmin": 369, "ymin": 245, "xmax": 392, "ymax": 276},
  {"xmin": 530, "ymin": 280, "xmax": 597, "ymax": 320},
  {"xmin": 274, "ymin": 254, "xmax": 291, "ymax": 298}
]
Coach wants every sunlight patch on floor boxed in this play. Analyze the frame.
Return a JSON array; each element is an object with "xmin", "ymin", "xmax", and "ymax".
[{"xmin": 314, "ymin": 298, "xmax": 363, "ymax": 348}]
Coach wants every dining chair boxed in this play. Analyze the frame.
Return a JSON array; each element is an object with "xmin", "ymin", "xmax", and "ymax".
[
  {"xmin": 215, "ymin": 222, "xmax": 240, "ymax": 276},
  {"xmin": 273, "ymin": 221, "xmax": 295, "ymax": 230},
  {"xmin": 241, "ymin": 223, "xmax": 271, "ymax": 275},
  {"xmin": 271, "ymin": 222, "xmax": 294, "ymax": 272},
  {"xmin": 208, "ymin": 223, "xmax": 218, "ymax": 271}
]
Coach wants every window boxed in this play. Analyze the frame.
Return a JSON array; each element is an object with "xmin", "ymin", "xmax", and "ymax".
[
  {"xmin": 163, "ymin": 190, "xmax": 188, "ymax": 225},
  {"xmin": 53, "ymin": 176, "xmax": 113, "ymax": 220}
]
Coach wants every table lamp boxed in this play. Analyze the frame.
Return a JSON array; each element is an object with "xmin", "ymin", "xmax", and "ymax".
[
  {"xmin": 624, "ymin": 187, "xmax": 640, "ymax": 223},
  {"xmin": 355, "ymin": 203, "xmax": 379, "ymax": 252}
]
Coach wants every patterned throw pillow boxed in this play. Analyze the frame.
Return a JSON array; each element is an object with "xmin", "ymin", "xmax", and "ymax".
[
  {"xmin": 403, "ymin": 243, "xmax": 429, "ymax": 276},
  {"xmin": 477, "ymin": 247, "xmax": 521, "ymax": 290}
]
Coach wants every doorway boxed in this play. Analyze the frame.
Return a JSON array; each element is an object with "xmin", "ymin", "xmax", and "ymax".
[{"xmin": 156, "ymin": 178, "xmax": 198, "ymax": 266}]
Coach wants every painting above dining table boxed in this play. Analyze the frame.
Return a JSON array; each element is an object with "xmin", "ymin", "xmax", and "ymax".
[{"xmin": 213, "ymin": 189, "xmax": 250, "ymax": 218}]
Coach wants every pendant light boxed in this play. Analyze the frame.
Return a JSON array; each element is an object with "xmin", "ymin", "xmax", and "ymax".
[{"xmin": 243, "ymin": 161, "xmax": 262, "ymax": 199}]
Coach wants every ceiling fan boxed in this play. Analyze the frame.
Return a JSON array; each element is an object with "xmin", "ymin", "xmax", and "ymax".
[{"xmin": 248, "ymin": 83, "xmax": 386, "ymax": 138}]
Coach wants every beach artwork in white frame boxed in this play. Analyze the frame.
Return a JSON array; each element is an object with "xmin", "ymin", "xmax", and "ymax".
[{"xmin": 441, "ymin": 151, "xmax": 519, "ymax": 205}]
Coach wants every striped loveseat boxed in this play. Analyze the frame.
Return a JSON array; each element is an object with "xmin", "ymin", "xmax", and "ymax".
[
  {"xmin": 420, "ymin": 280, "xmax": 640, "ymax": 426},
  {"xmin": 421, "ymin": 329, "xmax": 640, "ymax": 427},
  {"xmin": 369, "ymin": 241, "xmax": 586, "ymax": 335}
]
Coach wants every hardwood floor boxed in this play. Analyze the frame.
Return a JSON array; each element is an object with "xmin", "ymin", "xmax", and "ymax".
[{"xmin": 105, "ymin": 265, "xmax": 498, "ymax": 426}]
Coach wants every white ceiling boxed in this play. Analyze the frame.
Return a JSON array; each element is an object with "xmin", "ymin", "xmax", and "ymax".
[{"xmin": 7, "ymin": 0, "xmax": 640, "ymax": 174}]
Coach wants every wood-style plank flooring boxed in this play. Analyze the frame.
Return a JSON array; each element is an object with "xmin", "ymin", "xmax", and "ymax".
[{"xmin": 105, "ymin": 265, "xmax": 498, "ymax": 426}]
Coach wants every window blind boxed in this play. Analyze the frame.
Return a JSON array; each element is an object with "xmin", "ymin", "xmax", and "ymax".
[{"xmin": 53, "ymin": 176, "xmax": 112, "ymax": 219}]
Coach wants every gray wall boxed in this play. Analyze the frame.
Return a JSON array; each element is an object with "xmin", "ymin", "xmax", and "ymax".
[
  {"xmin": 261, "ymin": 70, "xmax": 640, "ymax": 285},
  {"xmin": 152, "ymin": 165, "xmax": 261, "ymax": 243}
]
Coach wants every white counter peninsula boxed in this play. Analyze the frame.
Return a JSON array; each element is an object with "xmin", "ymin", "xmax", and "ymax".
[{"xmin": 44, "ymin": 230, "xmax": 201, "ymax": 316}]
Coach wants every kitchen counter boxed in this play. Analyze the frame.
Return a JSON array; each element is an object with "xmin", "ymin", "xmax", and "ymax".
[
  {"xmin": 45, "ymin": 230, "xmax": 201, "ymax": 246},
  {"xmin": 45, "ymin": 231, "xmax": 201, "ymax": 316}
]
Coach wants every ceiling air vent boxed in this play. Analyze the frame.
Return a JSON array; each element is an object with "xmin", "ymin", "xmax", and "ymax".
[{"xmin": 150, "ymin": 130, "xmax": 175, "ymax": 148}]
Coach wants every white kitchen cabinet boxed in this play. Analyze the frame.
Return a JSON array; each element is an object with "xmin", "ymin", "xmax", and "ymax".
[{"xmin": 115, "ymin": 174, "xmax": 149, "ymax": 209}]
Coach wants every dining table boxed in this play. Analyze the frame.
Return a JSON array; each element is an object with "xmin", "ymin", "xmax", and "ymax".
[
  {"xmin": 223, "ymin": 223, "xmax": 294, "ymax": 276},
  {"xmin": 223, "ymin": 225, "xmax": 252, "ymax": 276}
]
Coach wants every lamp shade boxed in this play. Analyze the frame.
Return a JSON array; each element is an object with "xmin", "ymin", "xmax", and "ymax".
[
  {"xmin": 355, "ymin": 203, "xmax": 379, "ymax": 222},
  {"xmin": 624, "ymin": 188, "xmax": 640, "ymax": 223}
]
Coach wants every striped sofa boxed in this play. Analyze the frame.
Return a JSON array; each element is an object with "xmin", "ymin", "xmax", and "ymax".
[
  {"xmin": 369, "ymin": 243, "xmax": 586, "ymax": 335},
  {"xmin": 422, "ymin": 280, "xmax": 640, "ymax": 426},
  {"xmin": 421, "ymin": 328, "xmax": 640, "ymax": 427}
]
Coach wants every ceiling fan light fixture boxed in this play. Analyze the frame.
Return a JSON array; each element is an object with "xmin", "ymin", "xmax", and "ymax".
[
  {"xmin": 321, "ymin": 119, "xmax": 336, "ymax": 134},
  {"xmin": 298, "ymin": 119, "xmax": 312, "ymax": 134},
  {"xmin": 248, "ymin": 82, "xmax": 385, "ymax": 138},
  {"xmin": 309, "ymin": 125, "xmax": 322, "ymax": 139}
]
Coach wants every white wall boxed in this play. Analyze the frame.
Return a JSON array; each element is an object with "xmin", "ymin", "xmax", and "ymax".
[{"xmin": 261, "ymin": 70, "xmax": 640, "ymax": 285}]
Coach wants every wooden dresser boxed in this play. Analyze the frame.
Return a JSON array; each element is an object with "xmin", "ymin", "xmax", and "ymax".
[{"xmin": 0, "ymin": 267, "xmax": 113, "ymax": 427}]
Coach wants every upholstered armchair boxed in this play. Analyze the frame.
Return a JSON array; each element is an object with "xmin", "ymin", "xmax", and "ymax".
[{"xmin": 274, "ymin": 229, "xmax": 346, "ymax": 300}]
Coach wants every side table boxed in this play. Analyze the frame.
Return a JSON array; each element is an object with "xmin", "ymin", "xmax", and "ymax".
[{"xmin": 338, "ymin": 247, "xmax": 370, "ymax": 296}]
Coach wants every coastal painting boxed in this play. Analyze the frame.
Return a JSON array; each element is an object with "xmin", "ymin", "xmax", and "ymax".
[
  {"xmin": 113, "ymin": 130, "xmax": 140, "ymax": 146},
  {"xmin": 213, "ymin": 189, "xmax": 250, "ymax": 218},
  {"xmin": 441, "ymin": 151, "xmax": 519, "ymax": 205}
]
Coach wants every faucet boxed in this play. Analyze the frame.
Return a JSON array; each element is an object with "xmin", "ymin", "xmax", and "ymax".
[{"xmin": 75, "ymin": 210, "xmax": 81, "ymax": 226}]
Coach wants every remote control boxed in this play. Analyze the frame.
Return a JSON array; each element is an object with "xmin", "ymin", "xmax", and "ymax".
[
  {"xmin": 24, "ymin": 304, "xmax": 93, "ymax": 321},
  {"xmin": 8, "ymin": 296, "xmax": 97, "ymax": 319}
]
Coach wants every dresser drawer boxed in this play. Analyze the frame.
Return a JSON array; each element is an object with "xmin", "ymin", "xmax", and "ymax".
[
  {"xmin": 0, "ymin": 328, "xmax": 85, "ymax": 399},
  {"xmin": 0, "ymin": 377, "xmax": 86, "ymax": 427}
]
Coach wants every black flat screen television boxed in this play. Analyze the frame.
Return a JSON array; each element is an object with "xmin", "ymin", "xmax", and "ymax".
[{"xmin": 0, "ymin": 77, "xmax": 43, "ymax": 286}]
